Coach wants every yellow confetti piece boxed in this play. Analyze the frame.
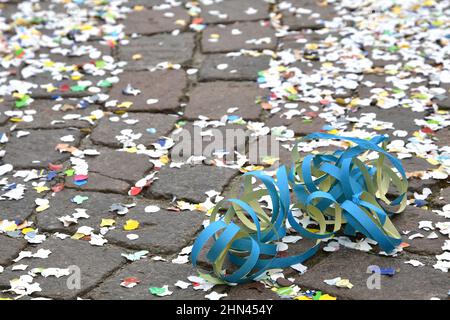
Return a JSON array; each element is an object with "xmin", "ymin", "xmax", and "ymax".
[
  {"xmin": 336, "ymin": 278, "xmax": 353, "ymax": 289},
  {"xmin": 4, "ymin": 223, "xmax": 17, "ymax": 232},
  {"xmin": 210, "ymin": 33, "xmax": 220, "ymax": 39},
  {"xmin": 320, "ymin": 294, "xmax": 337, "ymax": 300},
  {"xmin": 124, "ymin": 219, "xmax": 140, "ymax": 231},
  {"xmin": 134, "ymin": 5, "xmax": 145, "ymax": 11},
  {"xmin": 327, "ymin": 129, "xmax": 339, "ymax": 135},
  {"xmin": 294, "ymin": 296, "xmax": 312, "ymax": 300},
  {"xmin": 159, "ymin": 154, "xmax": 170, "ymax": 165},
  {"xmin": 36, "ymin": 204, "xmax": 50, "ymax": 213},
  {"xmin": 305, "ymin": 43, "xmax": 318, "ymax": 50},
  {"xmin": 392, "ymin": 6, "xmax": 402, "ymax": 14},
  {"xmin": 71, "ymin": 74, "xmax": 82, "ymax": 81},
  {"xmin": 101, "ymin": 219, "xmax": 116, "ymax": 227},
  {"xmin": 124, "ymin": 146, "xmax": 138, "ymax": 153},
  {"xmin": 43, "ymin": 60, "xmax": 55, "ymax": 68},
  {"xmin": 426, "ymin": 158, "xmax": 439, "ymax": 166},
  {"xmin": 286, "ymin": 86, "xmax": 298, "ymax": 95},
  {"xmin": 132, "ymin": 54, "xmax": 142, "ymax": 60},
  {"xmin": 46, "ymin": 85, "xmax": 58, "ymax": 93},
  {"xmin": 117, "ymin": 101, "xmax": 133, "ymax": 109},
  {"xmin": 22, "ymin": 228, "xmax": 35, "ymax": 235},
  {"xmin": 71, "ymin": 233, "xmax": 85, "ymax": 240},
  {"xmin": 261, "ymin": 156, "xmax": 279, "ymax": 166},
  {"xmin": 34, "ymin": 186, "xmax": 50, "ymax": 193}
]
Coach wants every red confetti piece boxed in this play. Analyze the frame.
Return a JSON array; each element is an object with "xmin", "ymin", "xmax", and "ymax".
[
  {"xmin": 60, "ymin": 84, "xmax": 70, "ymax": 92},
  {"xmin": 74, "ymin": 175, "xmax": 88, "ymax": 181},
  {"xmin": 129, "ymin": 187, "xmax": 142, "ymax": 196},
  {"xmin": 48, "ymin": 163, "xmax": 63, "ymax": 171},
  {"xmin": 192, "ymin": 17, "xmax": 204, "ymax": 24},
  {"xmin": 421, "ymin": 127, "xmax": 434, "ymax": 134}
]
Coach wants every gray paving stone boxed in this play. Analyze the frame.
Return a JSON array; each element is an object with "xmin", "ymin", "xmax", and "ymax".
[
  {"xmin": 435, "ymin": 95, "xmax": 450, "ymax": 111},
  {"xmin": 36, "ymin": 188, "xmax": 204, "ymax": 254},
  {"xmin": 6, "ymin": 100, "xmax": 97, "ymax": 130},
  {"xmin": 35, "ymin": 190, "xmax": 129, "ymax": 233},
  {"xmin": 0, "ymin": 237, "xmax": 124, "ymax": 299},
  {"xmin": 124, "ymin": 7, "xmax": 189, "ymax": 35},
  {"xmin": 199, "ymin": 53, "xmax": 271, "ymax": 81},
  {"xmin": 2, "ymin": 128, "xmax": 83, "ymax": 169},
  {"xmin": 107, "ymin": 70, "xmax": 186, "ymax": 112},
  {"xmin": 147, "ymin": 164, "xmax": 237, "ymax": 203},
  {"xmin": 170, "ymin": 122, "xmax": 249, "ymax": 162},
  {"xmin": 90, "ymin": 113, "xmax": 178, "ymax": 148},
  {"xmin": 392, "ymin": 206, "xmax": 448, "ymax": 255},
  {"xmin": 266, "ymin": 110, "xmax": 327, "ymax": 136},
  {"xmin": 401, "ymin": 157, "xmax": 438, "ymax": 173},
  {"xmin": 0, "ymin": 235, "xmax": 26, "ymax": 266},
  {"xmin": 0, "ymin": 2, "xmax": 18, "ymax": 22},
  {"xmin": 0, "ymin": 183, "xmax": 39, "ymax": 221},
  {"xmin": 431, "ymin": 83, "xmax": 450, "ymax": 110},
  {"xmin": 407, "ymin": 177, "xmax": 441, "ymax": 192},
  {"xmin": 106, "ymin": 205, "xmax": 204, "ymax": 254},
  {"xmin": 119, "ymin": 33, "xmax": 195, "ymax": 70},
  {"xmin": 0, "ymin": 102, "xmax": 11, "ymax": 126},
  {"xmin": 201, "ymin": 21, "xmax": 277, "ymax": 53},
  {"xmin": 247, "ymin": 135, "xmax": 290, "ymax": 166},
  {"xmin": 280, "ymin": 0, "xmax": 336, "ymax": 30},
  {"xmin": 65, "ymin": 172, "xmax": 131, "ymax": 194},
  {"xmin": 294, "ymin": 248, "xmax": 449, "ymax": 300},
  {"xmin": 184, "ymin": 81, "xmax": 265, "ymax": 120},
  {"xmin": 200, "ymin": 0, "xmax": 270, "ymax": 24},
  {"xmin": 87, "ymin": 147, "xmax": 153, "ymax": 183},
  {"xmin": 434, "ymin": 128, "xmax": 450, "ymax": 148},
  {"xmin": 434, "ymin": 187, "xmax": 450, "ymax": 207},
  {"xmin": 87, "ymin": 259, "xmax": 206, "ymax": 300}
]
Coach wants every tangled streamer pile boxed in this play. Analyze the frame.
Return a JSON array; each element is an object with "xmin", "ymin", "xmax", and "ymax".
[{"xmin": 191, "ymin": 133, "xmax": 408, "ymax": 283}]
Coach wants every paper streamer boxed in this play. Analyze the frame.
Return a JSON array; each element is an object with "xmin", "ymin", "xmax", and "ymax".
[{"xmin": 191, "ymin": 133, "xmax": 408, "ymax": 283}]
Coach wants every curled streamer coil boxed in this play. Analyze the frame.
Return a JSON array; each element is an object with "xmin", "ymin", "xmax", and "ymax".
[{"xmin": 191, "ymin": 133, "xmax": 408, "ymax": 283}]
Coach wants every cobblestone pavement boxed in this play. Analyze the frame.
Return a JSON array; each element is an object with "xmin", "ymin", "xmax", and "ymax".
[{"xmin": 0, "ymin": 0, "xmax": 449, "ymax": 300}]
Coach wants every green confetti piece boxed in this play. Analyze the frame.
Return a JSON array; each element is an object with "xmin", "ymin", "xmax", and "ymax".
[
  {"xmin": 70, "ymin": 85, "xmax": 87, "ymax": 92},
  {"xmin": 98, "ymin": 80, "xmax": 112, "ymax": 88},
  {"xmin": 64, "ymin": 169, "xmax": 75, "ymax": 177},
  {"xmin": 313, "ymin": 291, "xmax": 322, "ymax": 300},
  {"xmin": 95, "ymin": 60, "xmax": 106, "ymax": 69},
  {"xmin": 276, "ymin": 286, "xmax": 294, "ymax": 296}
]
